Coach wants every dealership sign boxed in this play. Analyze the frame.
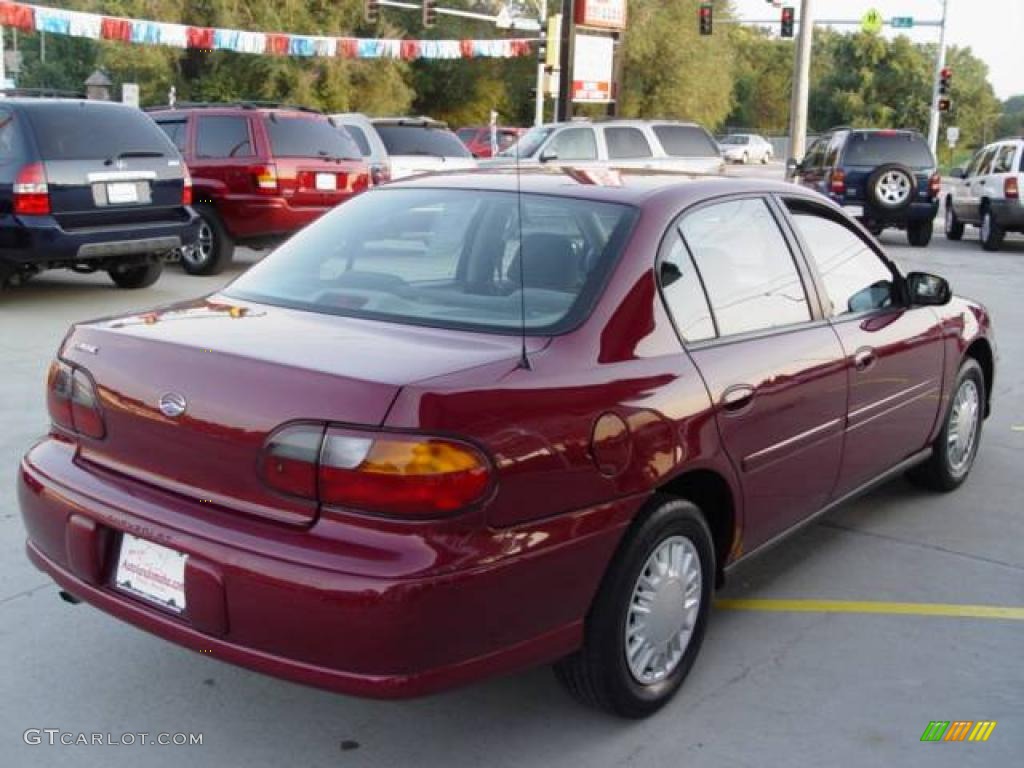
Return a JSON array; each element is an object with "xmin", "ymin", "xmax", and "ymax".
[
  {"xmin": 572, "ymin": 34, "xmax": 614, "ymax": 102},
  {"xmin": 574, "ymin": 0, "xmax": 627, "ymax": 30}
]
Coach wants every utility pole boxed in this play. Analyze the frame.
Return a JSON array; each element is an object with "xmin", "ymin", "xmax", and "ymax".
[
  {"xmin": 534, "ymin": 0, "xmax": 547, "ymax": 126},
  {"xmin": 926, "ymin": 0, "xmax": 950, "ymax": 155},
  {"xmin": 556, "ymin": 0, "xmax": 575, "ymax": 122},
  {"xmin": 786, "ymin": 0, "xmax": 814, "ymax": 168}
]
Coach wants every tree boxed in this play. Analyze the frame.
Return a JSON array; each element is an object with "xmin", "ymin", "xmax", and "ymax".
[{"xmin": 726, "ymin": 26, "xmax": 792, "ymax": 133}]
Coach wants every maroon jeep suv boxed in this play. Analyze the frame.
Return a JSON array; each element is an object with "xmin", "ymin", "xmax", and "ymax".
[{"xmin": 148, "ymin": 103, "xmax": 370, "ymax": 275}]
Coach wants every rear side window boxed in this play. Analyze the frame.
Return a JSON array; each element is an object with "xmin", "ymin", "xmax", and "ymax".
[
  {"xmin": 196, "ymin": 115, "xmax": 253, "ymax": 159},
  {"xmin": 652, "ymin": 125, "xmax": 719, "ymax": 157},
  {"xmin": 373, "ymin": 125, "xmax": 472, "ymax": 158},
  {"xmin": 343, "ymin": 125, "xmax": 372, "ymax": 157},
  {"xmin": 843, "ymin": 132, "xmax": 934, "ymax": 169},
  {"xmin": 681, "ymin": 198, "xmax": 810, "ymax": 336},
  {"xmin": 605, "ymin": 127, "xmax": 653, "ymax": 159},
  {"xmin": 264, "ymin": 116, "xmax": 361, "ymax": 160},
  {"xmin": 25, "ymin": 104, "xmax": 175, "ymax": 161},
  {"xmin": 456, "ymin": 128, "xmax": 479, "ymax": 142},
  {"xmin": 991, "ymin": 145, "xmax": 1016, "ymax": 174},
  {"xmin": 0, "ymin": 109, "xmax": 25, "ymax": 163},
  {"xmin": 155, "ymin": 119, "xmax": 188, "ymax": 154}
]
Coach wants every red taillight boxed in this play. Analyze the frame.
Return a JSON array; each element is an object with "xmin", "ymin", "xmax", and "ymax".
[
  {"xmin": 829, "ymin": 168, "xmax": 846, "ymax": 195},
  {"xmin": 14, "ymin": 162, "xmax": 50, "ymax": 215},
  {"xmin": 259, "ymin": 424, "xmax": 492, "ymax": 517},
  {"xmin": 352, "ymin": 172, "xmax": 369, "ymax": 193},
  {"xmin": 253, "ymin": 164, "xmax": 278, "ymax": 194},
  {"xmin": 1005, "ymin": 177, "xmax": 1019, "ymax": 200},
  {"xmin": 929, "ymin": 173, "xmax": 942, "ymax": 199},
  {"xmin": 182, "ymin": 167, "xmax": 193, "ymax": 206},
  {"xmin": 47, "ymin": 359, "xmax": 105, "ymax": 439},
  {"xmin": 370, "ymin": 163, "xmax": 391, "ymax": 186}
]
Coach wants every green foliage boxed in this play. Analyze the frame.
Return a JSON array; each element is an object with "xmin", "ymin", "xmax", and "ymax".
[{"xmin": 726, "ymin": 26, "xmax": 792, "ymax": 133}]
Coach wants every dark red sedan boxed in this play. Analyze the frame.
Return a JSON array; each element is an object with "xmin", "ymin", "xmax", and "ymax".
[{"xmin": 19, "ymin": 170, "xmax": 995, "ymax": 717}]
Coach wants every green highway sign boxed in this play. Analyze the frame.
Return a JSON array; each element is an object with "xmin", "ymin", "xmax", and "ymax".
[{"xmin": 891, "ymin": 16, "xmax": 914, "ymax": 29}]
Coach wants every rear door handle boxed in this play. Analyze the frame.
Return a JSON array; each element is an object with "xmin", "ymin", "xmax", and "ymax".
[
  {"xmin": 721, "ymin": 384, "xmax": 755, "ymax": 413},
  {"xmin": 853, "ymin": 347, "xmax": 876, "ymax": 371}
]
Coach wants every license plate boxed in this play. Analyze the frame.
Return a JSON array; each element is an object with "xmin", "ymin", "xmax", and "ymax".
[
  {"xmin": 114, "ymin": 533, "xmax": 187, "ymax": 612},
  {"xmin": 315, "ymin": 172, "xmax": 337, "ymax": 191},
  {"xmin": 106, "ymin": 182, "xmax": 138, "ymax": 204},
  {"xmin": 845, "ymin": 204, "xmax": 865, "ymax": 219}
]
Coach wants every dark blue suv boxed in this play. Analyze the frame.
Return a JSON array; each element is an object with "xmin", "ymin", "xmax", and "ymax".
[
  {"xmin": 791, "ymin": 128, "xmax": 940, "ymax": 246},
  {"xmin": 0, "ymin": 98, "xmax": 199, "ymax": 289}
]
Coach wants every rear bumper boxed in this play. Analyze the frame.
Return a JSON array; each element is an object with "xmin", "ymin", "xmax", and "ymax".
[
  {"xmin": 841, "ymin": 199, "xmax": 938, "ymax": 224},
  {"xmin": 991, "ymin": 199, "xmax": 1024, "ymax": 229},
  {"xmin": 0, "ymin": 209, "xmax": 199, "ymax": 266},
  {"xmin": 216, "ymin": 196, "xmax": 349, "ymax": 241},
  {"xmin": 18, "ymin": 437, "xmax": 637, "ymax": 698}
]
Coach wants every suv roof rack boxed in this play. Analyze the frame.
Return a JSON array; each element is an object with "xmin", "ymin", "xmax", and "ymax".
[
  {"xmin": 0, "ymin": 88, "xmax": 85, "ymax": 99},
  {"xmin": 145, "ymin": 101, "xmax": 322, "ymax": 114}
]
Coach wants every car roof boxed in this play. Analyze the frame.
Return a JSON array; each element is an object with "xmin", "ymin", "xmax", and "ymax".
[
  {"xmin": 3, "ymin": 98, "xmax": 138, "ymax": 112},
  {"xmin": 372, "ymin": 116, "xmax": 448, "ymax": 129},
  {"xmin": 540, "ymin": 119, "xmax": 705, "ymax": 129},
  {"xmin": 383, "ymin": 167, "xmax": 803, "ymax": 207}
]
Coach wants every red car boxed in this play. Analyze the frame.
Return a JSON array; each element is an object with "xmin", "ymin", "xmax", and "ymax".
[
  {"xmin": 148, "ymin": 103, "xmax": 370, "ymax": 275},
  {"xmin": 19, "ymin": 171, "xmax": 995, "ymax": 717},
  {"xmin": 456, "ymin": 125, "xmax": 526, "ymax": 158}
]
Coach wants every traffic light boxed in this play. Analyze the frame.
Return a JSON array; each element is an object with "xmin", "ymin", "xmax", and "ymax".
[
  {"xmin": 699, "ymin": 3, "xmax": 713, "ymax": 36},
  {"xmin": 422, "ymin": 0, "xmax": 438, "ymax": 29},
  {"xmin": 781, "ymin": 7, "xmax": 795, "ymax": 38},
  {"xmin": 938, "ymin": 67, "xmax": 952, "ymax": 112},
  {"xmin": 364, "ymin": 0, "xmax": 379, "ymax": 24}
]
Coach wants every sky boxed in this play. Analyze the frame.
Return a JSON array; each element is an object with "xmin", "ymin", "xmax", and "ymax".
[{"xmin": 730, "ymin": 0, "xmax": 1023, "ymax": 100}]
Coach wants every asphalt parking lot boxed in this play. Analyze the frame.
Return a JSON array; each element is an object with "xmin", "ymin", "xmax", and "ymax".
[{"xmin": 1, "ymin": 198, "xmax": 1021, "ymax": 766}]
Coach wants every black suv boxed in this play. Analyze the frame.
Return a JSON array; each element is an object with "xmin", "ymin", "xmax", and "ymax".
[
  {"xmin": 791, "ymin": 128, "xmax": 940, "ymax": 246},
  {"xmin": 0, "ymin": 99, "xmax": 198, "ymax": 289}
]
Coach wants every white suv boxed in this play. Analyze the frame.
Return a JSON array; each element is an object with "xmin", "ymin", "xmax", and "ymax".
[{"xmin": 946, "ymin": 137, "xmax": 1023, "ymax": 251}]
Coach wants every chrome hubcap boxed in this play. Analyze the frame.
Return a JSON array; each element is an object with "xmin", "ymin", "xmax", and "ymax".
[
  {"xmin": 877, "ymin": 171, "xmax": 911, "ymax": 205},
  {"xmin": 182, "ymin": 221, "xmax": 214, "ymax": 266},
  {"xmin": 947, "ymin": 379, "xmax": 980, "ymax": 476},
  {"xmin": 624, "ymin": 535, "xmax": 702, "ymax": 685}
]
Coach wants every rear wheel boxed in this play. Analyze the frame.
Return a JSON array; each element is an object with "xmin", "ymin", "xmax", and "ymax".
[
  {"xmin": 907, "ymin": 219, "xmax": 933, "ymax": 247},
  {"xmin": 553, "ymin": 496, "xmax": 714, "ymax": 718},
  {"xmin": 108, "ymin": 260, "xmax": 163, "ymax": 289},
  {"xmin": 181, "ymin": 205, "xmax": 234, "ymax": 276},
  {"xmin": 944, "ymin": 199, "xmax": 964, "ymax": 240},
  {"xmin": 907, "ymin": 358, "xmax": 985, "ymax": 492},
  {"xmin": 979, "ymin": 206, "xmax": 1004, "ymax": 252}
]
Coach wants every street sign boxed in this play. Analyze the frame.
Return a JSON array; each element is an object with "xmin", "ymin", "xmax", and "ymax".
[
  {"xmin": 891, "ymin": 16, "xmax": 914, "ymax": 29},
  {"xmin": 861, "ymin": 8, "xmax": 883, "ymax": 34},
  {"xmin": 575, "ymin": 0, "xmax": 628, "ymax": 31},
  {"xmin": 121, "ymin": 83, "xmax": 140, "ymax": 108},
  {"xmin": 947, "ymin": 126, "xmax": 960, "ymax": 146},
  {"xmin": 572, "ymin": 34, "xmax": 614, "ymax": 103}
]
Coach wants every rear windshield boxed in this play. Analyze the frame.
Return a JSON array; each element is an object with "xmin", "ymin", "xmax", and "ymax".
[
  {"xmin": 264, "ymin": 116, "xmax": 361, "ymax": 160},
  {"xmin": 653, "ymin": 125, "xmax": 720, "ymax": 157},
  {"xmin": 373, "ymin": 125, "xmax": 472, "ymax": 158},
  {"xmin": 844, "ymin": 132, "xmax": 935, "ymax": 168},
  {"xmin": 26, "ymin": 103, "xmax": 175, "ymax": 161},
  {"xmin": 342, "ymin": 124, "xmax": 372, "ymax": 157},
  {"xmin": 225, "ymin": 188, "xmax": 636, "ymax": 334}
]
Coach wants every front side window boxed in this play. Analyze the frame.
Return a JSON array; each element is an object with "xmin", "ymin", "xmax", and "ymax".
[
  {"xmin": 605, "ymin": 127, "xmax": 653, "ymax": 159},
  {"xmin": 549, "ymin": 127, "xmax": 598, "ymax": 161},
  {"xmin": 196, "ymin": 115, "xmax": 253, "ymax": 158},
  {"xmin": 226, "ymin": 188, "xmax": 636, "ymax": 334},
  {"xmin": 681, "ymin": 198, "xmax": 810, "ymax": 337},
  {"xmin": 786, "ymin": 201, "xmax": 896, "ymax": 316},
  {"xmin": 659, "ymin": 231, "xmax": 716, "ymax": 343}
]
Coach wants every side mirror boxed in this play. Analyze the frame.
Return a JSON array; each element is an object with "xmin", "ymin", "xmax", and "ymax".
[
  {"xmin": 950, "ymin": 167, "xmax": 967, "ymax": 179},
  {"xmin": 660, "ymin": 260, "xmax": 683, "ymax": 288},
  {"xmin": 786, "ymin": 157, "xmax": 801, "ymax": 176},
  {"xmin": 907, "ymin": 272, "xmax": 952, "ymax": 306},
  {"xmin": 539, "ymin": 148, "xmax": 559, "ymax": 164}
]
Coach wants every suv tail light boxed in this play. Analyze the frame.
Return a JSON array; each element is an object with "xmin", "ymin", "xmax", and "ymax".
[
  {"xmin": 260, "ymin": 424, "xmax": 492, "ymax": 517},
  {"xmin": 370, "ymin": 163, "xmax": 391, "ymax": 186},
  {"xmin": 253, "ymin": 164, "xmax": 279, "ymax": 193},
  {"xmin": 829, "ymin": 168, "xmax": 846, "ymax": 196},
  {"xmin": 182, "ymin": 166, "xmax": 193, "ymax": 206},
  {"xmin": 352, "ymin": 172, "xmax": 369, "ymax": 193},
  {"xmin": 13, "ymin": 162, "xmax": 50, "ymax": 215},
  {"xmin": 1005, "ymin": 177, "xmax": 1019, "ymax": 200},
  {"xmin": 928, "ymin": 173, "xmax": 942, "ymax": 199},
  {"xmin": 47, "ymin": 360, "xmax": 105, "ymax": 439}
]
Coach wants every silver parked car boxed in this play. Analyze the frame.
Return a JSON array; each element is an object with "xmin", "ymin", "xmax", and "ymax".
[
  {"xmin": 485, "ymin": 119, "xmax": 724, "ymax": 175},
  {"xmin": 719, "ymin": 133, "xmax": 774, "ymax": 164}
]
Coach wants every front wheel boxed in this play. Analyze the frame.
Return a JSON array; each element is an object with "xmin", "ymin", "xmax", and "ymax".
[
  {"xmin": 553, "ymin": 496, "xmax": 714, "ymax": 718},
  {"xmin": 907, "ymin": 358, "xmax": 985, "ymax": 492},
  {"xmin": 907, "ymin": 219, "xmax": 933, "ymax": 247},
  {"xmin": 944, "ymin": 201, "xmax": 964, "ymax": 240},
  {"xmin": 108, "ymin": 260, "xmax": 163, "ymax": 289}
]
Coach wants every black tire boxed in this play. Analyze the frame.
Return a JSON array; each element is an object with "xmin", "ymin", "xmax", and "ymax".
[
  {"xmin": 865, "ymin": 163, "xmax": 915, "ymax": 213},
  {"xmin": 553, "ymin": 496, "xmax": 715, "ymax": 718},
  {"xmin": 907, "ymin": 219, "xmax": 933, "ymax": 247},
  {"xmin": 907, "ymin": 358, "xmax": 985, "ymax": 492},
  {"xmin": 181, "ymin": 205, "xmax": 234, "ymax": 276},
  {"xmin": 108, "ymin": 260, "xmax": 163, "ymax": 289},
  {"xmin": 979, "ymin": 206, "xmax": 1005, "ymax": 252},
  {"xmin": 944, "ymin": 199, "xmax": 964, "ymax": 240}
]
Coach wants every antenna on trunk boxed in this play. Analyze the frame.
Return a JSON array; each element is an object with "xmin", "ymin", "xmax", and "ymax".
[{"xmin": 514, "ymin": 119, "xmax": 531, "ymax": 371}]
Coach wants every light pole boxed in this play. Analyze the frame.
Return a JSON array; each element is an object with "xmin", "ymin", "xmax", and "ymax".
[
  {"xmin": 786, "ymin": 0, "xmax": 814, "ymax": 168},
  {"xmin": 926, "ymin": 0, "xmax": 950, "ymax": 154},
  {"xmin": 534, "ymin": 0, "xmax": 547, "ymax": 126}
]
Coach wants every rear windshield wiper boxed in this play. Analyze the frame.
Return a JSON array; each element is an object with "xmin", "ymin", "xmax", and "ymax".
[{"xmin": 105, "ymin": 150, "xmax": 165, "ymax": 165}]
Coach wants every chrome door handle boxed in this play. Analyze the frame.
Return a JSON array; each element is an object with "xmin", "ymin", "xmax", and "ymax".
[
  {"xmin": 853, "ymin": 347, "xmax": 876, "ymax": 371},
  {"xmin": 721, "ymin": 384, "xmax": 755, "ymax": 413}
]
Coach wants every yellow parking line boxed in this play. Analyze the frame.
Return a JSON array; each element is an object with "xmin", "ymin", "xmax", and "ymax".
[{"xmin": 715, "ymin": 598, "xmax": 1024, "ymax": 621}]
